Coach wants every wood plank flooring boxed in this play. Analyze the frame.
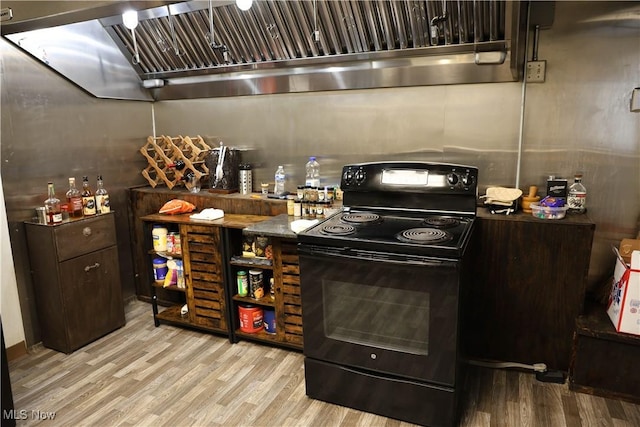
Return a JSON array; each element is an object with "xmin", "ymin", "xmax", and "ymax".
[{"xmin": 8, "ymin": 300, "xmax": 640, "ymax": 426}]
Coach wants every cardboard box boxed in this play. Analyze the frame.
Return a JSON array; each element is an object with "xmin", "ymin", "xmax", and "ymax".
[
  {"xmin": 619, "ymin": 238, "xmax": 640, "ymax": 265},
  {"xmin": 607, "ymin": 248, "xmax": 640, "ymax": 335}
]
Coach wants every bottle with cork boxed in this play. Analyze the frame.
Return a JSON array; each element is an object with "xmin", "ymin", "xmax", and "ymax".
[
  {"xmin": 65, "ymin": 177, "xmax": 83, "ymax": 218},
  {"xmin": 44, "ymin": 182, "xmax": 63, "ymax": 225},
  {"xmin": 81, "ymin": 176, "xmax": 97, "ymax": 216}
]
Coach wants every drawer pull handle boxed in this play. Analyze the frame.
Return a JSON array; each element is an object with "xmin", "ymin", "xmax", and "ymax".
[
  {"xmin": 84, "ymin": 262, "xmax": 100, "ymax": 272},
  {"xmin": 83, "ymin": 227, "xmax": 92, "ymax": 237}
]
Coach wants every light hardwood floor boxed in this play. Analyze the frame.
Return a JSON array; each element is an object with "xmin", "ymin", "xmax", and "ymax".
[{"xmin": 8, "ymin": 300, "xmax": 640, "ymax": 427}]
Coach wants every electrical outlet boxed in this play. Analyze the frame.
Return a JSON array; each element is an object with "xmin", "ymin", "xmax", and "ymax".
[{"xmin": 526, "ymin": 60, "xmax": 546, "ymax": 83}]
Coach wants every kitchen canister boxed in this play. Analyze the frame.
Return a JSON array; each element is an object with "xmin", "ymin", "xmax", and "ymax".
[
  {"xmin": 249, "ymin": 269, "xmax": 264, "ymax": 299},
  {"xmin": 238, "ymin": 304, "xmax": 264, "ymax": 333},
  {"xmin": 263, "ymin": 308, "xmax": 276, "ymax": 334},
  {"xmin": 239, "ymin": 163, "xmax": 253, "ymax": 195}
]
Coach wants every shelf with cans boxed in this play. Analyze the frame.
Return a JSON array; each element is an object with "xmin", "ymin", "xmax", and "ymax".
[
  {"xmin": 229, "ymin": 233, "xmax": 277, "ymax": 342},
  {"xmin": 225, "ymin": 230, "xmax": 303, "ymax": 350},
  {"xmin": 148, "ymin": 223, "xmax": 188, "ymax": 327}
]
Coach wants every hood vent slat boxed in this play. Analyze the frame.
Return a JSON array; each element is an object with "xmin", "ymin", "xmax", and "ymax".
[{"xmin": 107, "ymin": 0, "xmax": 519, "ymax": 81}]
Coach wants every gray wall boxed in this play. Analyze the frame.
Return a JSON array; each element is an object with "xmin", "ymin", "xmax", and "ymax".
[{"xmin": 2, "ymin": 1, "xmax": 639, "ymax": 347}]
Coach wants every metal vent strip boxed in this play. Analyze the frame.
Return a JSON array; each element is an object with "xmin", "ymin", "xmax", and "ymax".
[{"xmin": 106, "ymin": 0, "xmax": 508, "ymax": 79}]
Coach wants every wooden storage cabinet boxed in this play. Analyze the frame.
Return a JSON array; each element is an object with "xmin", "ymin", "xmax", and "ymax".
[
  {"xmin": 183, "ymin": 225, "xmax": 227, "ymax": 332},
  {"xmin": 25, "ymin": 213, "xmax": 125, "ymax": 353},
  {"xmin": 226, "ymin": 230, "xmax": 303, "ymax": 350},
  {"xmin": 141, "ymin": 214, "xmax": 229, "ymax": 336},
  {"xmin": 569, "ymin": 303, "xmax": 640, "ymax": 403},
  {"xmin": 276, "ymin": 239, "xmax": 304, "ymax": 348},
  {"xmin": 463, "ymin": 211, "xmax": 595, "ymax": 372}
]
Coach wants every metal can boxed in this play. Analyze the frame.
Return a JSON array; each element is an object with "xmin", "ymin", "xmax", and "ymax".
[
  {"xmin": 170, "ymin": 232, "xmax": 181, "ymax": 254},
  {"xmin": 237, "ymin": 270, "xmax": 248, "ymax": 297},
  {"xmin": 249, "ymin": 269, "xmax": 264, "ymax": 299},
  {"xmin": 166, "ymin": 232, "xmax": 175, "ymax": 254}
]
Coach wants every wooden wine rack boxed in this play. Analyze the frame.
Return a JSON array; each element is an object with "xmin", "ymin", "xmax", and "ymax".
[{"xmin": 140, "ymin": 135, "xmax": 212, "ymax": 190}]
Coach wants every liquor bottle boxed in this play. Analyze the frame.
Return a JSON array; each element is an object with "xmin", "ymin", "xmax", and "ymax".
[
  {"xmin": 274, "ymin": 165, "xmax": 286, "ymax": 197},
  {"xmin": 44, "ymin": 182, "xmax": 63, "ymax": 225},
  {"xmin": 305, "ymin": 156, "xmax": 320, "ymax": 187},
  {"xmin": 567, "ymin": 173, "xmax": 587, "ymax": 213},
  {"xmin": 81, "ymin": 176, "xmax": 97, "ymax": 216},
  {"xmin": 65, "ymin": 177, "xmax": 83, "ymax": 218},
  {"xmin": 95, "ymin": 175, "xmax": 111, "ymax": 214}
]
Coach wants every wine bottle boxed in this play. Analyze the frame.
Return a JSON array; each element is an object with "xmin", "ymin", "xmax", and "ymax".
[
  {"xmin": 81, "ymin": 176, "xmax": 96, "ymax": 216},
  {"xmin": 167, "ymin": 160, "xmax": 186, "ymax": 170}
]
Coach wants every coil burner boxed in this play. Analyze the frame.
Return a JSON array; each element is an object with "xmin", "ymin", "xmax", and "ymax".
[
  {"xmin": 341, "ymin": 213, "xmax": 381, "ymax": 225},
  {"xmin": 320, "ymin": 224, "xmax": 356, "ymax": 236},
  {"xmin": 396, "ymin": 228, "xmax": 453, "ymax": 244},
  {"xmin": 422, "ymin": 217, "xmax": 460, "ymax": 229}
]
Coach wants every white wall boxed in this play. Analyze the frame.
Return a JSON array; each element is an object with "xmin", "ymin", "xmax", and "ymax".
[{"xmin": 0, "ymin": 172, "xmax": 26, "ymax": 348}]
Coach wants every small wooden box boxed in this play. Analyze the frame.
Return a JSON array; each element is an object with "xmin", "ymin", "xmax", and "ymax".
[{"xmin": 569, "ymin": 302, "xmax": 640, "ymax": 403}]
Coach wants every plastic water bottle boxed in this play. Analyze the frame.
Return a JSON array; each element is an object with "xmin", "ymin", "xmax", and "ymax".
[
  {"xmin": 274, "ymin": 165, "xmax": 286, "ymax": 197},
  {"xmin": 305, "ymin": 156, "xmax": 320, "ymax": 187}
]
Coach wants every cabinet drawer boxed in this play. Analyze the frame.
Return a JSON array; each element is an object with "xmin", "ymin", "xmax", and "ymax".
[{"xmin": 55, "ymin": 214, "xmax": 117, "ymax": 261}]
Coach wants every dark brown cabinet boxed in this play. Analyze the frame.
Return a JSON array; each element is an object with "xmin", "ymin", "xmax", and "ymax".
[
  {"xmin": 25, "ymin": 213, "xmax": 125, "ymax": 353},
  {"xmin": 463, "ymin": 210, "xmax": 595, "ymax": 372}
]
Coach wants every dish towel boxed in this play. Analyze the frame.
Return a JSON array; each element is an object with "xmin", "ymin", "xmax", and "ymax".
[{"xmin": 190, "ymin": 208, "xmax": 225, "ymax": 221}]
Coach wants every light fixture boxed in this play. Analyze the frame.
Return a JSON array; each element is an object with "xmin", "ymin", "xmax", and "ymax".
[
  {"xmin": 236, "ymin": 0, "xmax": 253, "ymax": 11},
  {"xmin": 122, "ymin": 10, "xmax": 140, "ymax": 64},
  {"xmin": 122, "ymin": 10, "xmax": 139, "ymax": 30}
]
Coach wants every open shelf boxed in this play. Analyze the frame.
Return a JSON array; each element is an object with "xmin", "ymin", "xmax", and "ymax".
[
  {"xmin": 230, "ymin": 256, "xmax": 273, "ymax": 270},
  {"xmin": 156, "ymin": 305, "xmax": 190, "ymax": 325},
  {"xmin": 235, "ymin": 328, "xmax": 279, "ymax": 342},
  {"xmin": 232, "ymin": 294, "xmax": 275, "ymax": 307},
  {"xmin": 148, "ymin": 250, "xmax": 183, "ymax": 259},
  {"xmin": 152, "ymin": 282, "xmax": 186, "ymax": 293}
]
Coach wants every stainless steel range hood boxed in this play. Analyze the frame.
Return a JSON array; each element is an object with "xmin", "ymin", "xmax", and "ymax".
[{"xmin": 1, "ymin": 0, "xmax": 528, "ymax": 101}]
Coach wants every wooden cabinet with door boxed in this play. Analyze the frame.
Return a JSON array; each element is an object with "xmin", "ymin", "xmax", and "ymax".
[
  {"xmin": 463, "ymin": 210, "xmax": 595, "ymax": 372},
  {"xmin": 25, "ymin": 213, "xmax": 125, "ymax": 353},
  {"xmin": 225, "ymin": 230, "xmax": 304, "ymax": 350},
  {"xmin": 139, "ymin": 213, "xmax": 268, "ymax": 338}
]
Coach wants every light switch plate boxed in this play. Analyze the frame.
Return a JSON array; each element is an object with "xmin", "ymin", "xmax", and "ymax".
[
  {"xmin": 631, "ymin": 88, "xmax": 640, "ymax": 112},
  {"xmin": 526, "ymin": 60, "xmax": 546, "ymax": 83}
]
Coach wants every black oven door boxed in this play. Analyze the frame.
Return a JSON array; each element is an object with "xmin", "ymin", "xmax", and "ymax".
[{"xmin": 298, "ymin": 243, "xmax": 461, "ymax": 387}]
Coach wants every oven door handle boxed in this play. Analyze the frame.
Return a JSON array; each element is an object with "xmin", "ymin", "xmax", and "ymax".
[{"xmin": 298, "ymin": 244, "xmax": 457, "ymax": 268}]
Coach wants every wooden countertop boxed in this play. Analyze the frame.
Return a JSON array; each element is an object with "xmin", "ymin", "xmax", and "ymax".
[{"xmin": 140, "ymin": 213, "xmax": 271, "ymax": 230}]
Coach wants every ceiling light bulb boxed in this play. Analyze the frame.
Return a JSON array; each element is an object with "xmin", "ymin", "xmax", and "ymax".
[
  {"xmin": 236, "ymin": 0, "xmax": 253, "ymax": 11},
  {"xmin": 122, "ymin": 10, "xmax": 139, "ymax": 30}
]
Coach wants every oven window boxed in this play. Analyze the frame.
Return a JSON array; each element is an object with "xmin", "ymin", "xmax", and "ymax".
[{"xmin": 323, "ymin": 279, "xmax": 430, "ymax": 355}]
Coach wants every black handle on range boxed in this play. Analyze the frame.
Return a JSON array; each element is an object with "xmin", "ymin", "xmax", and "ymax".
[{"xmin": 297, "ymin": 244, "xmax": 458, "ymax": 268}]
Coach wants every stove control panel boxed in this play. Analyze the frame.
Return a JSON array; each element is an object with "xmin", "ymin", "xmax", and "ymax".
[{"xmin": 341, "ymin": 162, "xmax": 478, "ymax": 193}]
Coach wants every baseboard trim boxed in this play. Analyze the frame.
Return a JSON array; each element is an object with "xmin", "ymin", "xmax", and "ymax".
[{"xmin": 6, "ymin": 341, "xmax": 27, "ymax": 362}]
